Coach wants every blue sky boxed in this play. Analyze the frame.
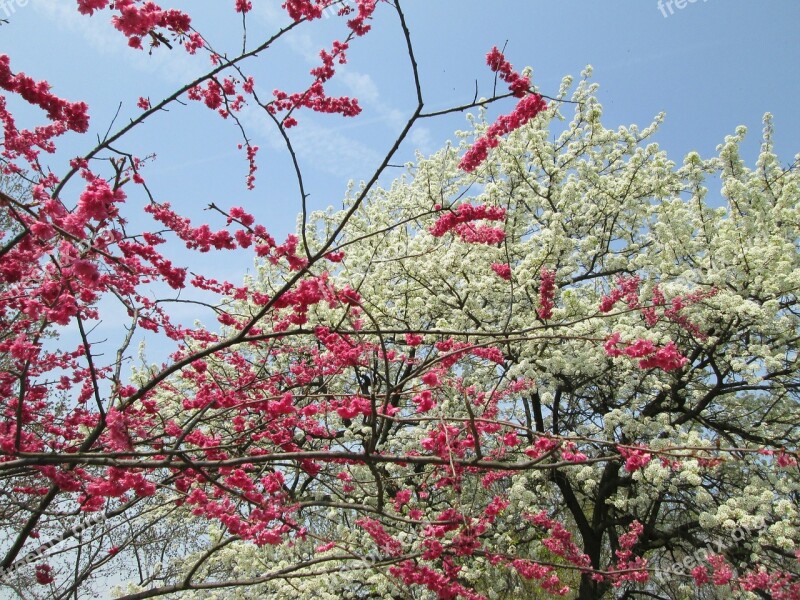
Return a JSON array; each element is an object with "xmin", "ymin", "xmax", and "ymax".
[
  {"xmin": 2, "ymin": 0, "xmax": 799, "ymax": 350},
  {"xmin": 3, "ymin": 2, "xmax": 798, "ymax": 237}
]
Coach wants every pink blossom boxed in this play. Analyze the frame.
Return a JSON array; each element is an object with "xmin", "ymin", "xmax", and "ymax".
[
  {"xmin": 692, "ymin": 565, "xmax": 710, "ymax": 585},
  {"xmin": 604, "ymin": 335, "xmax": 688, "ymax": 372},
  {"xmin": 599, "ymin": 276, "xmax": 641, "ymax": 312},
  {"xmin": 460, "ymin": 92, "xmax": 547, "ymax": 172},
  {"xmin": 421, "ymin": 371, "xmax": 440, "ymax": 387},
  {"xmin": 491, "ymin": 262, "xmax": 512, "ymax": 280},
  {"xmin": 76, "ymin": 0, "xmax": 109, "ymax": 15},
  {"xmin": 405, "ymin": 333, "xmax": 424, "ymax": 346},
  {"xmin": 537, "ymin": 268, "xmax": 556, "ymax": 319},
  {"xmin": 35, "ymin": 563, "xmax": 54, "ymax": 584},
  {"xmin": 429, "ymin": 203, "xmax": 506, "ymax": 245},
  {"xmin": 356, "ymin": 517, "xmax": 403, "ymax": 556},
  {"xmin": 638, "ymin": 341, "xmax": 688, "ymax": 371},
  {"xmin": 618, "ymin": 446, "xmax": 652, "ymax": 472},
  {"xmin": 486, "ymin": 46, "xmax": 530, "ymax": 97},
  {"xmin": 393, "ymin": 488, "xmax": 412, "ymax": 511},
  {"xmin": 412, "ymin": 390, "xmax": 435, "ymax": 412}
]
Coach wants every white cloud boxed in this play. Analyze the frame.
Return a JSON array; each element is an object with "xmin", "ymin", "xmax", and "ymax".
[
  {"xmin": 235, "ymin": 104, "xmax": 380, "ymax": 177},
  {"xmin": 291, "ymin": 119, "xmax": 381, "ymax": 174},
  {"xmin": 340, "ymin": 71, "xmax": 380, "ymax": 104}
]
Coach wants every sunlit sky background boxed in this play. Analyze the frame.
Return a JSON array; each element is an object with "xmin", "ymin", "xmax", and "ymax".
[{"xmin": 2, "ymin": 0, "xmax": 799, "ymax": 353}]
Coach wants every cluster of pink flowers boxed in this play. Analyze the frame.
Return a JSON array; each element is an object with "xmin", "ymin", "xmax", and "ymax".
[
  {"xmin": 509, "ymin": 559, "xmax": 569, "ymax": 596},
  {"xmin": 269, "ymin": 1, "xmax": 375, "ymax": 126},
  {"xmin": 610, "ymin": 520, "xmax": 650, "ymax": 585},
  {"xmin": 77, "ymin": 173, "xmax": 127, "ymax": 222},
  {"xmin": 739, "ymin": 568, "xmax": 800, "ymax": 598},
  {"xmin": 486, "ymin": 46, "xmax": 530, "ymax": 97},
  {"xmin": 604, "ymin": 333, "xmax": 688, "ymax": 371},
  {"xmin": 490, "ymin": 262, "xmax": 511, "ymax": 280},
  {"xmin": 617, "ymin": 445, "xmax": 652, "ymax": 472},
  {"xmin": 389, "ymin": 560, "xmax": 484, "ymax": 600},
  {"xmin": 84, "ymin": 466, "xmax": 157, "ymax": 500},
  {"xmin": 314, "ymin": 325, "xmax": 365, "ymax": 367},
  {"xmin": 471, "ymin": 346, "xmax": 505, "ymax": 364},
  {"xmin": 77, "ymin": 0, "xmax": 191, "ymax": 49},
  {"xmin": 118, "ymin": 238, "xmax": 188, "ymax": 290},
  {"xmin": 180, "ymin": 485, "xmax": 290, "ymax": 544},
  {"xmin": 0, "ymin": 55, "xmax": 90, "ymax": 168},
  {"xmin": 405, "ymin": 333, "xmax": 424, "ymax": 346},
  {"xmin": 311, "ymin": 40, "xmax": 351, "ymax": 82},
  {"xmin": 392, "ymin": 488, "xmax": 412, "ymax": 512},
  {"xmin": 431, "ymin": 338, "xmax": 499, "ymax": 370},
  {"xmin": 523, "ymin": 435, "xmax": 559, "ymax": 459},
  {"xmin": 281, "ymin": 1, "xmax": 377, "ymax": 35},
  {"xmin": 459, "ymin": 47, "xmax": 547, "ymax": 172},
  {"xmin": 356, "ymin": 517, "xmax": 404, "ymax": 556},
  {"xmin": 144, "ymin": 203, "xmax": 237, "ymax": 253},
  {"xmin": 537, "ymin": 267, "xmax": 556, "ymax": 319},
  {"xmin": 75, "ymin": 0, "xmax": 108, "ymax": 15},
  {"xmin": 281, "ymin": 0, "xmax": 332, "ymax": 22},
  {"xmin": 271, "ymin": 81, "xmax": 361, "ymax": 124},
  {"xmin": 528, "ymin": 510, "xmax": 592, "ymax": 569},
  {"xmin": 412, "ymin": 389, "xmax": 436, "ymax": 412},
  {"xmin": 34, "ymin": 564, "xmax": 54, "ymax": 585},
  {"xmin": 429, "ymin": 203, "xmax": 506, "ymax": 244},
  {"xmin": 420, "ymin": 424, "xmax": 467, "ymax": 459},
  {"xmin": 242, "ymin": 143, "xmax": 258, "ymax": 189},
  {"xmin": 694, "ymin": 554, "xmax": 734, "ymax": 586},
  {"xmin": 599, "ymin": 275, "xmax": 642, "ymax": 313},
  {"xmin": 459, "ymin": 93, "xmax": 547, "ymax": 172},
  {"xmin": 560, "ymin": 440, "xmax": 588, "ymax": 463},
  {"xmin": 188, "ymin": 78, "xmax": 226, "ymax": 111},
  {"xmin": 345, "ymin": 0, "xmax": 378, "ymax": 36},
  {"xmin": 602, "ymin": 276, "xmax": 718, "ymax": 339}
]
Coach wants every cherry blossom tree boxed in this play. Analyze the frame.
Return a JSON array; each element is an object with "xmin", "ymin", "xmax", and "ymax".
[{"xmin": 1, "ymin": 2, "xmax": 798, "ymax": 600}]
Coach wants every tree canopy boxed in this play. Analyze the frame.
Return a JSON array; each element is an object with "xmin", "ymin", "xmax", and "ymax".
[{"xmin": 0, "ymin": 2, "xmax": 798, "ymax": 599}]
